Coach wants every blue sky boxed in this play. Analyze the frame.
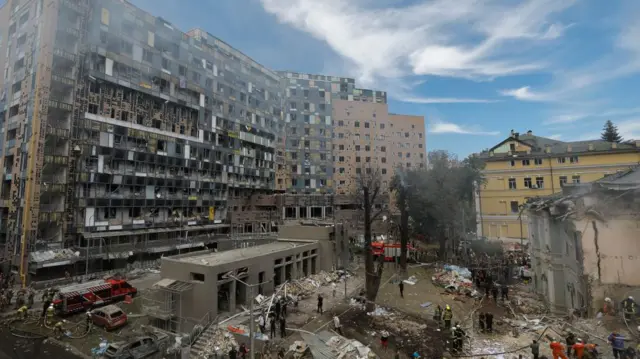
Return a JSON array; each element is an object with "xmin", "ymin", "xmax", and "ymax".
[{"xmin": 134, "ymin": 1, "xmax": 635, "ymax": 156}]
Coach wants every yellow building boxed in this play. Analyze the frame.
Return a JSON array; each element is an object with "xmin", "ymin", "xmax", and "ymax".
[{"xmin": 475, "ymin": 130, "xmax": 640, "ymax": 241}]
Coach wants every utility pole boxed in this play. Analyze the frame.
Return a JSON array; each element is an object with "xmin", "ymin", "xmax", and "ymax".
[{"xmin": 230, "ymin": 275, "xmax": 272, "ymax": 359}]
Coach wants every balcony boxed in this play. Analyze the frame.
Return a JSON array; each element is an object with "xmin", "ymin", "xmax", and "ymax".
[
  {"xmin": 39, "ymin": 211, "xmax": 64, "ymax": 223},
  {"xmin": 51, "ymin": 73, "xmax": 75, "ymax": 87},
  {"xmin": 41, "ymin": 174, "xmax": 67, "ymax": 184},
  {"xmin": 48, "ymin": 99, "xmax": 73, "ymax": 112},
  {"xmin": 40, "ymin": 183, "xmax": 65, "ymax": 194},
  {"xmin": 43, "ymin": 155, "xmax": 68, "ymax": 166},
  {"xmin": 53, "ymin": 47, "xmax": 76, "ymax": 62},
  {"xmin": 45, "ymin": 126, "xmax": 70, "ymax": 138}
]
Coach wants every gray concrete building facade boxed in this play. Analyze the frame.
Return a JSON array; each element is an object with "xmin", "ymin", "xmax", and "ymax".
[{"xmin": 147, "ymin": 224, "xmax": 349, "ymax": 331}]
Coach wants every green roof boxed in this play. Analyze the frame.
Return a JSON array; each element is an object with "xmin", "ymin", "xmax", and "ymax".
[{"xmin": 478, "ymin": 133, "xmax": 638, "ymax": 160}]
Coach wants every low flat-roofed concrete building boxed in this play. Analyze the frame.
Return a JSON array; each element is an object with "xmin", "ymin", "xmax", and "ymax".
[{"xmin": 144, "ymin": 224, "xmax": 348, "ymax": 332}]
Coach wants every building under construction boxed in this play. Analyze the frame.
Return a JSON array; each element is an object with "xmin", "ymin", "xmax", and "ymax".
[{"xmin": 0, "ymin": 0, "xmax": 425, "ymax": 284}]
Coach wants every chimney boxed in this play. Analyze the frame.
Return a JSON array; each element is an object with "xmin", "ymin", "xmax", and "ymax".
[
  {"xmin": 511, "ymin": 129, "xmax": 515, "ymax": 136},
  {"xmin": 514, "ymin": 132, "xmax": 520, "ymax": 139},
  {"xmin": 612, "ymin": 143, "xmax": 617, "ymax": 149},
  {"xmin": 588, "ymin": 143, "xmax": 594, "ymax": 151},
  {"xmin": 545, "ymin": 145, "xmax": 551, "ymax": 154},
  {"xmin": 527, "ymin": 130, "xmax": 533, "ymax": 136},
  {"xmin": 567, "ymin": 145, "xmax": 572, "ymax": 152}
]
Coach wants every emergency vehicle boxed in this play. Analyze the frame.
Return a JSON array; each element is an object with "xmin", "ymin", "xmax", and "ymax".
[
  {"xmin": 372, "ymin": 241, "xmax": 417, "ymax": 262},
  {"xmin": 52, "ymin": 278, "xmax": 137, "ymax": 315}
]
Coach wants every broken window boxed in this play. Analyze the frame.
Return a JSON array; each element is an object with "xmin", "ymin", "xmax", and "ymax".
[
  {"xmin": 510, "ymin": 160, "xmax": 515, "ymax": 167},
  {"xmin": 522, "ymin": 159, "xmax": 530, "ymax": 166},
  {"xmin": 290, "ymin": 102, "xmax": 297, "ymax": 110},
  {"xmin": 559, "ymin": 176, "xmax": 567, "ymax": 186},
  {"xmin": 572, "ymin": 175, "xmax": 581, "ymax": 184},
  {"xmin": 319, "ymin": 90, "xmax": 325, "ymax": 98},
  {"xmin": 508, "ymin": 178, "xmax": 517, "ymax": 189},
  {"xmin": 535, "ymin": 177, "xmax": 544, "ymax": 188},
  {"xmin": 570, "ymin": 156, "xmax": 579, "ymax": 163},
  {"xmin": 524, "ymin": 177, "xmax": 532, "ymax": 188},
  {"xmin": 557, "ymin": 157, "xmax": 566, "ymax": 164},
  {"xmin": 354, "ymin": 121, "xmax": 360, "ymax": 127},
  {"xmin": 382, "ymin": 168, "xmax": 387, "ymax": 174},
  {"xmin": 534, "ymin": 158, "xmax": 543, "ymax": 165},
  {"xmin": 510, "ymin": 201, "xmax": 519, "ymax": 213}
]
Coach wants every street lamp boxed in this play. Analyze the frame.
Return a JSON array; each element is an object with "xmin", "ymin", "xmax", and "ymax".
[{"xmin": 229, "ymin": 275, "xmax": 273, "ymax": 359}]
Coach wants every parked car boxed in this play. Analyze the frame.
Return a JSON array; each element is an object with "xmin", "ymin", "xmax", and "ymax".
[
  {"xmin": 103, "ymin": 332, "xmax": 169, "ymax": 359},
  {"xmin": 91, "ymin": 305, "xmax": 128, "ymax": 330}
]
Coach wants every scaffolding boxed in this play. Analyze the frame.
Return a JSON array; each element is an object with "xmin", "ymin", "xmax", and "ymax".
[{"xmin": 141, "ymin": 278, "xmax": 196, "ymax": 334}]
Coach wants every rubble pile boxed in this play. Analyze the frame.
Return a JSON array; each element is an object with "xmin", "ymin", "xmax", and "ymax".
[
  {"xmin": 366, "ymin": 306, "xmax": 427, "ymax": 337},
  {"xmin": 432, "ymin": 264, "xmax": 473, "ymax": 292},
  {"xmin": 281, "ymin": 270, "xmax": 350, "ymax": 299},
  {"xmin": 511, "ymin": 294, "xmax": 546, "ymax": 315},
  {"xmin": 191, "ymin": 327, "xmax": 239, "ymax": 359},
  {"xmin": 325, "ymin": 335, "xmax": 376, "ymax": 359}
]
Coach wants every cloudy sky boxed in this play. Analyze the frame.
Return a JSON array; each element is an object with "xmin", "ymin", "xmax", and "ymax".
[{"xmin": 135, "ymin": 1, "xmax": 638, "ymax": 156}]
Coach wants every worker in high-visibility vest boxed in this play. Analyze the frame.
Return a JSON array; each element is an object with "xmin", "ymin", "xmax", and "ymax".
[
  {"xmin": 17, "ymin": 305, "xmax": 29, "ymax": 320},
  {"xmin": 46, "ymin": 304, "xmax": 55, "ymax": 325},
  {"xmin": 53, "ymin": 320, "xmax": 66, "ymax": 337}
]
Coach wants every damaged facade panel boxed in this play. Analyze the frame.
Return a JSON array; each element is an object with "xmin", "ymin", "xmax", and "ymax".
[{"xmin": 526, "ymin": 166, "xmax": 640, "ymax": 315}]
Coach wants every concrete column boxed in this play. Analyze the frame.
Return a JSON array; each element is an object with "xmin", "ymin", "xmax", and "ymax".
[
  {"xmin": 307, "ymin": 206, "xmax": 311, "ymax": 218},
  {"xmin": 279, "ymin": 266, "xmax": 286, "ymax": 285},
  {"xmin": 229, "ymin": 280, "xmax": 237, "ymax": 310},
  {"xmin": 321, "ymin": 206, "xmax": 326, "ymax": 219},
  {"xmin": 307, "ymin": 257, "xmax": 313, "ymax": 275},
  {"xmin": 295, "ymin": 207, "xmax": 300, "ymax": 219},
  {"xmin": 282, "ymin": 207, "xmax": 286, "ymax": 220},
  {"xmin": 292, "ymin": 259, "xmax": 298, "ymax": 279}
]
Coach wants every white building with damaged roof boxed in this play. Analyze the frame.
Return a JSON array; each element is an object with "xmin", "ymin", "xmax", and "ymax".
[{"xmin": 525, "ymin": 166, "xmax": 640, "ymax": 315}]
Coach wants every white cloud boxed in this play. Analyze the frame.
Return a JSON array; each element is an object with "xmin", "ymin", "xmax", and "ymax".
[
  {"xmin": 549, "ymin": 134, "xmax": 562, "ymax": 140},
  {"xmin": 499, "ymin": 86, "xmax": 554, "ymax": 102},
  {"xmin": 430, "ymin": 121, "xmax": 499, "ymax": 136},
  {"xmin": 618, "ymin": 118, "xmax": 640, "ymax": 140},
  {"xmin": 544, "ymin": 107, "xmax": 640, "ymax": 125},
  {"xmin": 401, "ymin": 96, "xmax": 498, "ymax": 104},
  {"xmin": 259, "ymin": 0, "xmax": 574, "ymax": 93},
  {"xmin": 504, "ymin": 16, "xmax": 640, "ymax": 102}
]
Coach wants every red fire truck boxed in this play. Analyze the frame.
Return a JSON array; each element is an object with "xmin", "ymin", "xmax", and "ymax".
[
  {"xmin": 52, "ymin": 278, "xmax": 138, "ymax": 315},
  {"xmin": 372, "ymin": 241, "xmax": 416, "ymax": 262}
]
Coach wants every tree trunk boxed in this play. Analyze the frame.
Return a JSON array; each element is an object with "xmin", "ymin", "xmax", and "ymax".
[
  {"xmin": 363, "ymin": 186, "xmax": 383, "ymax": 310},
  {"xmin": 399, "ymin": 193, "xmax": 409, "ymax": 277}
]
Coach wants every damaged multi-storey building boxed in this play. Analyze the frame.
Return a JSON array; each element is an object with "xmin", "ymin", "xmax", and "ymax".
[
  {"xmin": 0, "ymin": 0, "xmax": 426, "ymax": 284},
  {"xmin": 526, "ymin": 166, "xmax": 640, "ymax": 315},
  {"xmin": 0, "ymin": 0, "xmax": 280, "ymax": 282}
]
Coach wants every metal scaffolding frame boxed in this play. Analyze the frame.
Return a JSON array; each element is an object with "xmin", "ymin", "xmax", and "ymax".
[{"xmin": 141, "ymin": 278, "xmax": 196, "ymax": 334}]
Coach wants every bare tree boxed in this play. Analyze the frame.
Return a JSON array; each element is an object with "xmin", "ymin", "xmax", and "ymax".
[
  {"xmin": 353, "ymin": 164, "xmax": 387, "ymax": 308},
  {"xmin": 390, "ymin": 169, "xmax": 410, "ymax": 277}
]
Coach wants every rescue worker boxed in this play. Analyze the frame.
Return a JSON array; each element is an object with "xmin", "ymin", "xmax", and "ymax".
[
  {"xmin": 433, "ymin": 305, "xmax": 442, "ymax": 324},
  {"xmin": 479, "ymin": 312, "xmax": 486, "ymax": 332},
  {"xmin": 623, "ymin": 297, "xmax": 637, "ymax": 322},
  {"xmin": 566, "ymin": 332, "xmax": 577, "ymax": 357},
  {"xmin": 443, "ymin": 305, "xmax": 453, "ymax": 329},
  {"xmin": 573, "ymin": 339, "xmax": 585, "ymax": 359},
  {"xmin": 486, "ymin": 312, "xmax": 494, "ymax": 333},
  {"xmin": 14, "ymin": 289, "xmax": 24, "ymax": 309},
  {"xmin": 17, "ymin": 305, "xmax": 29, "ymax": 320},
  {"xmin": 584, "ymin": 343, "xmax": 598, "ymax": 359},
  {"xmin": 604, "ymin": 297, "xmax": 615, "ymax": 316},
  {"xmin": 27, "ymin": 289, "xmax": 35, "ymax": 308},
  {"xmin": 46, "ymin": 303, "xmax": 55, "ymax": 326},
  {"xmin": 453, "ymin": 325, "xmax": 466, "ymax": 352},
  {"xmin": 333, "ymin": 316, "xmax": 343, "ymax": 335},
  {"xmin": 550, "ymin": 338, "xmax": 568, "ymax": 359},
  {"xmin": 624, "ymin": 346, "xmax": 636, "ymax": 359},
  {"xmin": 530, "ymin": 340, "xmax": 540, "ymax": 359},
  {"xmin": 491, "ymin": 285, "xmax": 499, "ymax": 303},
  {"xmin": 608, "ymin": 331, "xmax": 625, "ymax": 359},
  {"xmin": 53, "ymin": 320, "xmax": 66, "ymax": 337},
  {"xmin": 501, "ymin": 285, "xmax": 509, "ymax": 301},
  {"xmin": 86, "ymin": 310, "xmax": 92, "ymax": 331}
]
